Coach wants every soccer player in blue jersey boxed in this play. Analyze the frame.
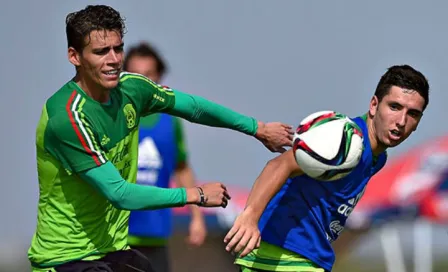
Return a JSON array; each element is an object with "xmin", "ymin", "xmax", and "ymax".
[
  {"xmin": 124, "ymin": 42, "xmax": 207, "ymax": 272},
  {"xmin": 224, "ymin": 65, "xmax": 430, "ymax": 272}
]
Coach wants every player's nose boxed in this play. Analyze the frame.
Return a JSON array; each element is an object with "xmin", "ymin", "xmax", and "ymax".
[
  {"xmin": 107, "ymin": 50, "xmax": 121, "ymax": 65},
  {"xmin": 396, "ymin": 111, "xmax": 406, "ymax": 128}
]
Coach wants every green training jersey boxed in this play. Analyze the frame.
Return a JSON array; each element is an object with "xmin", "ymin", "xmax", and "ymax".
[{"xmin": 28, "ymin": 72, "xmax": 176, "ymax": 270}]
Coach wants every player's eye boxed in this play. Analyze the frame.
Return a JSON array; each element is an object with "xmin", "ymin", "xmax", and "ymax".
[
  {"xmin": 114, "ymin": 46, "xmax": 124, "ymax": 53},
  {"xmin": 94, "ymin": 48, "xmax": 109, "ymax": 55},
  {"xmin": 408, "ymin": 110, "xmax": 422, "ymax": 119},
  {"xmin": 389, "ymin": 103, "xmax": 401, "ymax": 111}
]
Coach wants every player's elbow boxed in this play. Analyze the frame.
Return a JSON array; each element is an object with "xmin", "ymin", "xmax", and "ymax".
[
  {"xmin": 107, "ymin": 194, "xmax": 129, "ymax": 210},
  {"xmin": 109, "ymin": 198, "xmax": 128, "ymax": 210},
  {"xmin": 105, "ymin": 182, "xmax": 131, "ymax": 210}
]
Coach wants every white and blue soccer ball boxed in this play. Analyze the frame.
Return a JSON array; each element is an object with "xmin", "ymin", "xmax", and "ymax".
[{"xmin": 292, "ymin": 110, "xmax": 364, "ymax": 181}]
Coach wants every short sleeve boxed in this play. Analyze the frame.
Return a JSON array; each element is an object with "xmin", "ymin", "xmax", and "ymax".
[
  {"xmin": 173, "ymin": 117, "xmax": 188, "ymax": 165},
  {"xmin": 45, "ymin": 114, "xmax": 108, "ymax": 174},
  {"xmin": 119, "ymin": 72, "xmax": 176, "ymax": 116}
]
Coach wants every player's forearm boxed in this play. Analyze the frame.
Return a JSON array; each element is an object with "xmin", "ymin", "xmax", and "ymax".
[
  {"xmin": 168, "ymin": 90, "xmax": 257, "ymax": 136},
  {"xmin": 244, "ymin": 157, "xmax": 295, "ymax": 219},
  {"xmin": 79, "ymin": 162, "xmax": 200, "ymax": 210},
  {"xmin": 111, "ymin": 183, "xmax": 187, "ymax": 210},
  {"xmin": 175, "ymin": 165, "xmax": 203, "ymax": 218}
]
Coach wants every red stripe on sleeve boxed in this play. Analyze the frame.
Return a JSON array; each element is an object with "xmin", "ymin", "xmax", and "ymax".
[{"xmin": 66, "ymin": 91, "xmax": 101, "ymax": 166}]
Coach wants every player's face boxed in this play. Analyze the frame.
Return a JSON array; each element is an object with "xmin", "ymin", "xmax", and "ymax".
[
  {"xmin": 370, "ymin": 86, "xmax": 425, "ymax": 148},
  {"xmin": 69, "ymin": 30, "xmax": 124, "ymax": 91},
  {"xmin": 126, "ymin": 56, "xmax": 161, "ymax": 83}
]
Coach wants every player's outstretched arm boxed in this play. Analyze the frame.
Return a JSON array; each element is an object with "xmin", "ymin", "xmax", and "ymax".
[
  {"xmin": 168, "ymin": 90, "xmax": 293, "ymax": 153},
  {"xmin": 78, "ymin": 161, "xmax": 231, "ymax": 210},
  {"xmin": 121, "ymin": 72, "xmax": 292, "ymax": 152},
  {"xmin": 223, "ymin": 149, "xmax": 303, "ymax": 257}
]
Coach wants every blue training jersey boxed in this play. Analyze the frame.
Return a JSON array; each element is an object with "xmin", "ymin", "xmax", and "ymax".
[
  {"xmin": 258, "ymin": 116, "xmax": 387, "ymax": 271},
  {"xmin": 128, "ymin": 114, "xmax": 178, "ymax": 238}
]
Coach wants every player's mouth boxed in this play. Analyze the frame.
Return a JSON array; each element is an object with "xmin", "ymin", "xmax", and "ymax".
[
  {"xmin": 102, "ymin": 69, "xmax": 120, "ymax": 79},
  {"xmin": 389, "ymin": 129, "xmax": 402, "ymax": 141}
]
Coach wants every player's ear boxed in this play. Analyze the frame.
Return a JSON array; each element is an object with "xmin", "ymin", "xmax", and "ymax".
[
  {"xmin": 369, "ymin": 95, "xmax": 379, "ymax": 117},
  {"xmin": 68, "ymin": 47, "xmax": 81, "ymax": 67}
]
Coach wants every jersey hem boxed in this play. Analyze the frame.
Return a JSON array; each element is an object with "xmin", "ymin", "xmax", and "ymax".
[
  {"xmin": 235, "ymin": 259, "xmax": 324, "ymax": 272},
  {"xmin": 281, "ymin": 241, "xmax": 332, "ymax": 272},
  {"xmin": 30, "ymin": 250, "xmax": 105, "ymax": 269},
  {"xmin": 234, "ymin": 241, "xmax": 326, "ymax": 272},
  {"xmin": 127, "ymin": 235, "xmax": 169, "ymax": 247}
]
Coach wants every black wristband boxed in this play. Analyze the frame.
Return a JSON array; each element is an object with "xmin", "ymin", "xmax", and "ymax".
[{"xmin": 196, "ymin": 186, "xmax": 206, "ymax": 206}]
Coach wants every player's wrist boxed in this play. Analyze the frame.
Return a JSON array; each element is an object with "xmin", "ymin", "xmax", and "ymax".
[
  {"xmin": 186, "ymin": 187, "xmax": 207, "ymax": 205},
  {"xmin": 186, "ymin": 187, "xmax": 200, "ymax": 204},
  {"xmin": 254, "ymin": 121, "xmax": 266, "ymax": 140},
  {"xmin": 243, "ymin": 205, "xmax": 263, "ymax": 220}
]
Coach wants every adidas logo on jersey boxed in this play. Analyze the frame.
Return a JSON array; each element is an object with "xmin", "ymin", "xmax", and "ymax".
[{"xmin": 337, "ymin": 187, "xmax": 366, "ymax": 217}]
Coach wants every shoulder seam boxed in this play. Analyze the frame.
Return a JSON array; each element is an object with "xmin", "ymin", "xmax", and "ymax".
[{"xmin": 119, "ymin": 72, "xmax": 174, "ymax": 96}]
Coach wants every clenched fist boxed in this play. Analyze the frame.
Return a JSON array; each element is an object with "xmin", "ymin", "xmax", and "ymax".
[{"xmin": 186, "ymin": 182, "xmax": 231, "ymax": 208}]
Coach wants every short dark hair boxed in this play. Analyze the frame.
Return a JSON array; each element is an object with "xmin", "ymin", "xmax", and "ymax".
[
  {"xmin": 66, "ymin": 5, "xmax": 126, "ymax": 52},
  {"xmin": 123, "ymin": 42, "xmax": 168, "ymax": 78},
  {"xmin": 375, "ymin": 65, "xmax": 429, "ymax": 110}
]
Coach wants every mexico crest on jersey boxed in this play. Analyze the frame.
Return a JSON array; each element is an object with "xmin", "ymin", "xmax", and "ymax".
[{"xmin": 123, "ymin": 103, "xmax": 136, "ymax": 129}]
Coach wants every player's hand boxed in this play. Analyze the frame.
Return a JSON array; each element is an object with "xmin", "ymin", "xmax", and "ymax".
[
  {"xmin": 196, "ymin": 182, "xmax": 231, "ymax": 208},
  {"xmin": 186, "ymin": 216, "xmax": 207, "ymax": 247},
  {"xmin": 255, "ymin": 121, "xmax": 294, "ymax": 153},
  {"xmin": 223, "ymin": 210, "xmax": 261, "ymax": 257}
]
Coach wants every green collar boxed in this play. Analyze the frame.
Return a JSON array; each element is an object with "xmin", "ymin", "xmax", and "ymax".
[{"xmin": 361, "ymin": 113, "xmax": 367, "ymax": 122}]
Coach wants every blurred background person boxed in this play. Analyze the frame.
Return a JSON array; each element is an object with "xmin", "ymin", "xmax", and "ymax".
[{"xmin": 124, "ymin": 42, "xmax": 207, "ymax": 272}]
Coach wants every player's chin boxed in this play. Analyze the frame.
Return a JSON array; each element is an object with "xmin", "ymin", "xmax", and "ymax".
[
  {"xmin": 386, "ymin": 141, "xmax": 400, "ymax": 148},
  {"xmin": 383, "ymin": 137, "xmax": 403, "ymax": 148},
  {"xmin": 101, "ymin": 80, "xmax": 119, "ymax": 90}
]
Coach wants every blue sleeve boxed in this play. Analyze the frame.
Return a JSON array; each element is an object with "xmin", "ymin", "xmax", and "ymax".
[{"xmin": 78, "ymin": 161, "xmax": 187, "ymax": 210}]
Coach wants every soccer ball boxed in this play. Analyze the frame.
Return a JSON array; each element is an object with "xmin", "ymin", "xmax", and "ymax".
[{"xmin": 292, "ymin": 110, "xmax": 364, "ymax": 181}]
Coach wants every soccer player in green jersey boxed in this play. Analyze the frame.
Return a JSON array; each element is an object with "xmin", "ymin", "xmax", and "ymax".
[
  {"xmin": 28, "ymin": 5, "xmax": 292, "ymax": 272},
  {"xmin": 124, "ymin": 42, "xmax": 208, "ymax": 272}
]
